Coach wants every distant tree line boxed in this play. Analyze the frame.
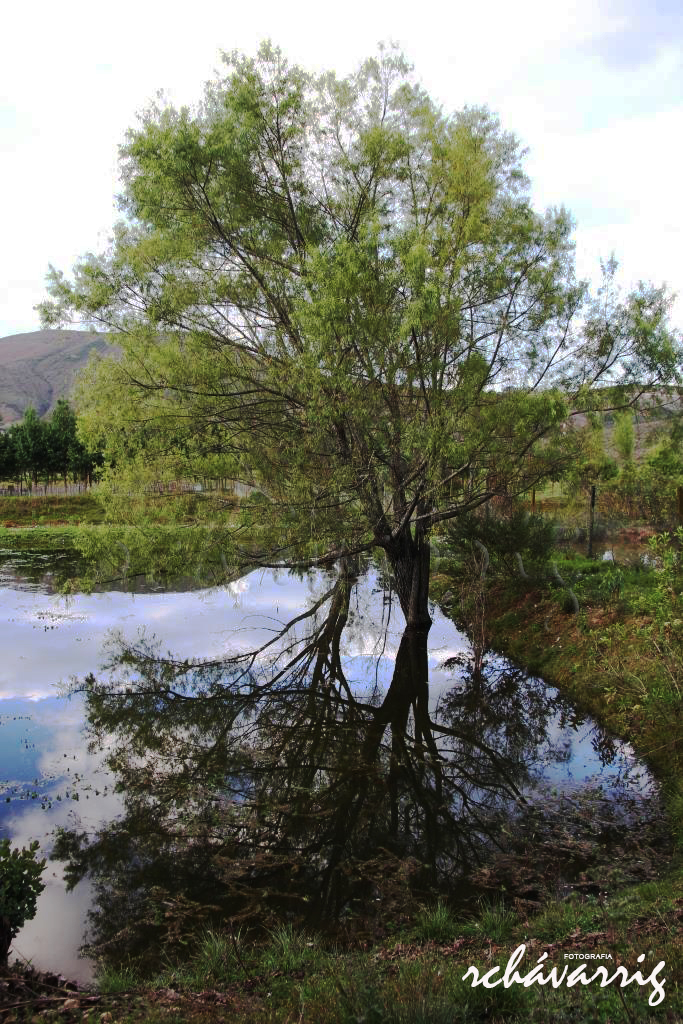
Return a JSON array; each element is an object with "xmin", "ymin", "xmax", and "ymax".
[{"xmin": 0, "ymin": 400, "xmax": 103, "ymax": 492}]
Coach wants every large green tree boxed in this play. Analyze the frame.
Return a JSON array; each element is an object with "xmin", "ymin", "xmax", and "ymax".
[{"xmin": 39, "ymin": 45, "xmax": 680, "ymax": 625}]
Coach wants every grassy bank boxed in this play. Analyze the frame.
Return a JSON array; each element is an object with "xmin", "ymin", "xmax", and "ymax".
[
  {"xmin": 7, "ymin": 887, "xmax": 683, "ymax": 1022},
  {"xmin": 0, "ymin": 494, "xmax": 104, "ymax": 552},
  {"xmin": 0, "ymin": 494, "xmax": 104, "ymax": 527},
  {"xmin": 463, "ymin": 550, "xmax": 683, "ymax": 822},
  {"xmin": 0, "ymin": 492, "xmax": 243, "ymax": 558}
]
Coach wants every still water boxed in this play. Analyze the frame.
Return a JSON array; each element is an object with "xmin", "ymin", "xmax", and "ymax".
[{"xmin": 0, "ymin": 547, "xmax": 659, "ymax": 981}]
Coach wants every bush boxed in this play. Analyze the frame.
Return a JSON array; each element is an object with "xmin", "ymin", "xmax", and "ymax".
[
  {"xmin": 446, "ymin": 505, "xmax": 556, "ymax": 578},
  {"xmin": 0, "ymin": 840, "xmax": 46, "ymax": 965}
]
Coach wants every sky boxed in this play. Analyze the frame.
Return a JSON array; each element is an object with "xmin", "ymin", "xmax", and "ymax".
[{"xmin": 1, "ymin": 0, "xmax": 682, "ymax": 338}]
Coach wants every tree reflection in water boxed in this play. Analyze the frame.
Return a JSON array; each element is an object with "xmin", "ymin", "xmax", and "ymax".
[{"xmin": 53, "ymin": 567, "xmax": 601, "ymax": 967}]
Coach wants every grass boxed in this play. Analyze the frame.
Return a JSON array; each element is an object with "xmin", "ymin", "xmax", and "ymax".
[
  {"xmin": 414, "ymin": 900, "xmax": 459, "ymax": 942},
  {"xmin": 488, "ymin": 557, "xmax": 683, "ymax": 791},
  {"xmin": 0, "ymin": 493, "xmax": 105, "ymax": 553},
  {"xmin": 432, "ymin": 531, "xmax": 683, "ymax": 808},
  {"xmin": 476, "ymin": 901, "xmax": 518, "ymax": 943},
  {"xmin": 0, "ymin": 492, "xmax": 104, "ymax": 526},
  {"xmin": 6, "ymin": 858, "xmax": 682, "ymax": 1020},
  {"xmin": 0, "ymin": 491, "xmax": 245, "ymax": 558},
  {"xmin": 97, "ymin": 963, "xmax": 141, "ymax": 995},
  {"xmin": 67, "ymin": 884, "xmax": 683, "ymax": 1022}
]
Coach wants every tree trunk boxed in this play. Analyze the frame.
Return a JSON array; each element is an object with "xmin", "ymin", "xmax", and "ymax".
[{"xmin": 384, "ymin": 520, "xmax": 432, "ymax": 629}]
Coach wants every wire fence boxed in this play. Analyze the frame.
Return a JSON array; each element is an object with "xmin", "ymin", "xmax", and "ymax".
[{"xmin": 0, "ymin": 481, "xmax": 94, "ymax": 498}]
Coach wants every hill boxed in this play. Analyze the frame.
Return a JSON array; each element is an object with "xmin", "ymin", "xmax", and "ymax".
[{"xmin": 0, "ymin": 329, "xmax": 111, "ymax": 424}]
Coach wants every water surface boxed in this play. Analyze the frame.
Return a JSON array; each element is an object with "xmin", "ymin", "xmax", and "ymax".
[{"xmin": 0, "ymin": 548, "xmax": 662, "ymax": 981}]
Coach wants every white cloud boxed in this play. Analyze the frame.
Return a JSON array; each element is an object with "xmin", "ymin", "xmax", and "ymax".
[{"xmin": 1, "ymin": 0, "xmax": 681, "ymax": 334}]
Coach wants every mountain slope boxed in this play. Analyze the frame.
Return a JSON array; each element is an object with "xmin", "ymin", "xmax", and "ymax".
[{"xmin": 0, "ymin": 329, "xmax": 111, "ymax": 424}]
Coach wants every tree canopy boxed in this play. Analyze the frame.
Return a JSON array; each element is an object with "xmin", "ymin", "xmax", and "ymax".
[
  {"xmin": 39, "ymin": 44, "xmax": 681, "ymax": 624},
  {"xmin": 0, "ymin": 400, "xmax": 101, "ymax": 490}
]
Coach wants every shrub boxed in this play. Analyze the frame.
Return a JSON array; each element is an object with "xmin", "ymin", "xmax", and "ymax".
[
  {"xmin": 0, "ymin": 840, "xmax": 46, "ymax": 965},
  {"xmin": 446, "ymin": 505, "xmax": 556, "ymax": 578}
]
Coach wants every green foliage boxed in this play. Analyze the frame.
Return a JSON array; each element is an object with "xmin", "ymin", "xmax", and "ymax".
[
  {"xmin": 648, "ymin": 528, "xmax": 683, "ymax": 628},
  {"xmin": 413, "ymin": 899, "xmax": 458, "ymax": 942},
  {"xmin": 0, "ymin": 401, "xmax": 102, "ymax": 489},
  {"xmin": 647, "ymin": 438, "xmax": 683, "ymax": 480},
  {"xmin": 0, "ymin": 839, "xmax": 46, "ymax": 964},
  {"xmin": 475, "ymin": 900, "xmax": 517, "ymax": 943},
  {"xmin": 259, "ymin": 925, "xmax": 320, "ymax": 974},
  {"xmin": 146, "ymin": 928, "xmax": 250, "ymax": 990},
  {"xmin": 335, "ymin": 961, "xmax": 531, "ymax": 1024},
  {"xmin": 38, "ymin": 43, "xmax": 681, "ymax": 622},
  {"xmin": 0, "ymin": 428, "xmax": 19, "ymax": 482},
  {"xmin": 613, "ymin": 410, "xmax": 635, "ymax": 465},
  {"xmin": 11, "ymin": 407, "xmax": 47, "ymax": 485},
  {"xmin": 194, "ymin": 928, "xmax": 241, "ymax": 983},
  {"xmin": 596, "ymin": 566, "xmax": 626, "ymax": 604},
  {"xmin": 0, "ymin": 493, "xmax": 103, "ymax": 526},
  {"xmin": 562, "ymin": 419, "xmax": 618, "ymax": 497},
  {"xmin": 446, "ymin": 506, "xmax": 556, "ymax": 577},
  {"xmin": 96, "ymin": 964, "xmax": 140, "ymax": 994}
]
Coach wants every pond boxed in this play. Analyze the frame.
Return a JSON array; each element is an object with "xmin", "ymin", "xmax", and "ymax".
[{"xmin": 0, "ymin": 547, "xmax": 667, "ymax": 982}]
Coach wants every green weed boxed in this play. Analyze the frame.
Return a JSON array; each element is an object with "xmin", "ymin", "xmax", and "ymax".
[
  {"xmin": 259, "ymin": 923, "xmax": 321, "ymax": 974},
  {"xmin": 97, "ymin": 963, "xmax": 140, "ymax": 994},
  {"xmin": 414, "ymin": 899, "xmax": 459, "ymax": 943},
  {"xmin": 476, "ymin": 900, "xmax": 518, "ymax": 943}
]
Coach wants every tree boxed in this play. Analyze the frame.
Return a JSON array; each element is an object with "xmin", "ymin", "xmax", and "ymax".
[
  {"xmin": 11, "ymin": 408, "xmax": 47, "ymax": 487},
  {"xmin": 46, "ymin": 398, "xmax": 101, "ymax": 489},
  {"xmin": 563, "ymin": 418, "xmax": 618, "ymax": 498},
  {"xmin": 47, "ymin": 397, "xmax": 79, "ymax": 488},
  {"xmin": 39, "ymin": 44, "xmax": 681, "ymax": 626},
  {"xmin": 0, "ymin": 429, "xmax": 18, "ymax": 486}
]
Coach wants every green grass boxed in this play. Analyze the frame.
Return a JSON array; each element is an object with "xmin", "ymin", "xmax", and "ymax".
[
  {"xmin": 97, "ymin": 964, "xmax": 141, "ymax": 995},
  {"xmin": 477, "ymin": 901, "xmax": 518, "ymax": 943},
  {"xmin": 79, "ymin": 875, "xmax": 683, "ymax": 1021},
  {"xmin": 414, "ymin": 899, "xmax": 460, "ymax": 942},
  {"xmin": 0, "ymin": 524, "xmax": 82, "ymax": 550},
  {"xmin": 0, "ymin": 493, "xmax": 105, "ymax": 551},
  {"xmin": 0, "ymin": 492, "xmax": 104, "ymax": 525}
]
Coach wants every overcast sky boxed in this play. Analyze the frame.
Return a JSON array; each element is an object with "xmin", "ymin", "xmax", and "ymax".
[{"xmin": 1, "ymin": 0, "xmax": 682, "ymax": 337}]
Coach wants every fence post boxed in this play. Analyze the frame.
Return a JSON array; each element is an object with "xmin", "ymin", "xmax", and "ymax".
[{"xmin": 531, "ymin": 488, "xmax": 536, "ymax": 514}]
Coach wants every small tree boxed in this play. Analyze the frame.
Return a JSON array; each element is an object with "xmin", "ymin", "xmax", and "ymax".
[
  {"xmin": 0, "ymin": 430, "xmax": 18, "ymax": 488},
  {"xmin": 47, "ymin": 398, "xmax": 79, "ymax": 489},
  {"xmin": 11, "ymin": 408, "xmax": 47, "ymax": 488},
  {"xmin": 0, "ymin": 840, "xmax": 46, "ymax": 966},
  {"xmin": 564, "ymin": 419, "xmax": 618, "ymax": 498}
]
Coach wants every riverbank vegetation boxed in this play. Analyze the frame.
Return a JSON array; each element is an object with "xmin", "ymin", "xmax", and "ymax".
[
  {"xmin": 6, "ymin": 876, "xmax": 682, "ymax": 1021},
  {"xmin": 433, "ymin": 517, "xmax": 683, "ymax": 802}
]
